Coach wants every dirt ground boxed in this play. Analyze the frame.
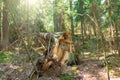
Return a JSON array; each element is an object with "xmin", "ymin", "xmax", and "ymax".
[{"xmin": 0, "ymin": 57, "xmax": 120, "ymax": 80}]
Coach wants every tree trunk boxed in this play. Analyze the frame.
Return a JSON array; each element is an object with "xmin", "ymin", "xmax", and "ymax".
[
  {"xmin": 92, "ymin": 1, "xmax": 99, "ymax": 36},
  {"xmin": 107, "ymin": 0, "xmax": 114, "ymax": 52},
  {"xmin": 53, "ymin": 0, "xmax": 59, "ymax": 32},
  {"xmin": 92, "ymin": 1, "xmax": 99, "ymax": 58},
  {"xmin": 115, "ymin": 22, "xmax": 120, "ymax": 56},
  {"xmin": 70, "ymin": 0, "xmax": 74, "ymax": 38},
  {"xmin": 1, "ymin": 0, "xmax": 9, "ymax": 49},
  {"xmin": 83, "ymin": 22, "xmax": 87, "ymax": 38},
  {"xmin": 92, "ymin": 25, "xmax": 97, "ymax": 37},
  {"xmin": 92, "ymin": 1, "xmax": 110, "ymax": 80},
  {"xmin": 58, "ymin": 12, "xmax": 65, "ymax": 32},
  {"xmin": 77, "ymin": 0, "xmax": 84, "ymax": 41},
  {"xmin": 113, "ymin": 0, "xmax": 120, "ymax": 55},
  {"xmin": 0, "ymin": 2, "xmax": 2, "ymax": 48},
  {"xmin": 53, "ymin": 0, "xmax": 64, "ymax": 32}
]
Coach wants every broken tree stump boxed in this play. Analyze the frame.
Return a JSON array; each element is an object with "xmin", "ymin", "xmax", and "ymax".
[{"xmin": 29, "ymin": 30, "xmax": 73, "ymax": 79}]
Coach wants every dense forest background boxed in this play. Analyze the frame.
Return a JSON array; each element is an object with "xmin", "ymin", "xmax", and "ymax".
[{"xmin": 0, "ymin": 0, "xmax": 120, "ymax": 80}]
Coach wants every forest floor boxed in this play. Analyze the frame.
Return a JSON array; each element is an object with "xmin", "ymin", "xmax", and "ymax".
[
  {"xmin": 0, "ymin": 52, "xmax": 120, "ymax": 80},
  {"xmin": 72, "ymin": 59, "xmax": 120, "ymax": 80}
]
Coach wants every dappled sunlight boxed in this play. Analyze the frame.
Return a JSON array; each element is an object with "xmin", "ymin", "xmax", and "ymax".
[
  {"xmin": 0, "ymin": 0, "xmax": 120, "ymax": 80},
  {"xmin": 28, "ymin": 0, "xmax": 37, "ymax": 6},
  {"xmin": 9, "ymin": 64, "xmax": 20, "ymax": 70}
]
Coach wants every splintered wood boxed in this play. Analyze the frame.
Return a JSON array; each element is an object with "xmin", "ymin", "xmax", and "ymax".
[{"xmin": 29, "ymin": 31, "xmax": 73, "ymax": 79}]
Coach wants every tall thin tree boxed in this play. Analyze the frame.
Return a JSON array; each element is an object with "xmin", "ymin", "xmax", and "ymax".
[
  {"xmin": 70, "ymin": 0, "xmax": 74, "ymax": 38},
  {"xmin": 1, "ymin": 0, "xmax": 9, "ymax": 49},
  {"xmin": 53, "ymin": 0, "xmax": 64, "ymax": 32}
]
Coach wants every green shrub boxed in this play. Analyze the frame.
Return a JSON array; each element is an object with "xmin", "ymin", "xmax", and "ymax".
[
  {"xmin": 0, "ymin": 52, "xmax": 14, "ymax": 63},
  {"xmin": 60, "ymin": 73, "xmax": 74, "ymax": 80}
]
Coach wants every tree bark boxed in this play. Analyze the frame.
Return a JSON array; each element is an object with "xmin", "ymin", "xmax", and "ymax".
[
  {"xmin": 53, "ymin": 0, "xmax": 59, "ymax": 32},
  {"xmin": 77, "ymin": 0, "xmax": 84, "ymax": 41},
  {"xmin": 53, "ymin": 0, "xmax": 64, "ymax": 32},
  {"xmin": 92, "ymin": 1, "xmax": 110, "ymax": 80},
  {"xmin": 70, "ymin": 0, "xmax": 74, "ymax": 38},
  {"xmin": 113, "ymin": 0, "xmax": 120, "ymax": 55},
  {"xmin": 107, "ymin": 0, "xmax": 114, "ymax": 52},
  {"xmin": 1, "ymin": 0, "xmax": 9, "ymax": 49},
  {"xmin": 0, "ymin": 2, "xmax": 2, "ymax": 48},
  {"xmin": 92, "ymin": 2, "xmax": 99, "ymax": 36}
]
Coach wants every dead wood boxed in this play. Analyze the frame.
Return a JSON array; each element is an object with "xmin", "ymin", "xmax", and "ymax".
[{"xmin": 29, "ymin": 31, "xmax": 73, "ymax": 79}]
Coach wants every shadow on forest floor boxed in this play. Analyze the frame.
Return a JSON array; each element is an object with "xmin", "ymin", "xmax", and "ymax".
[{"xmin": 0, "ymin": 51, "xmax": 120, "ymax": 80}]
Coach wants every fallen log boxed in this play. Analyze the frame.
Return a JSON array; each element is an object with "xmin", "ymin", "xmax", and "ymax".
[{"xmin": 29, "ymin": 30, "xmax": 73, "ymax": 79}]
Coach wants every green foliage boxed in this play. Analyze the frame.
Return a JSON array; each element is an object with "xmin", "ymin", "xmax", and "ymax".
[
  {"xmin": 106, "ymin": 54, "xmax": 120, "ymax": 77},
  {"xmin": 0, "ymin": 52, "xmax": 15, "ymax": 63},
  {"xmin": 114, "ymin": 70, "xmax": 120, "ymax": 77},
  {"xmin": 60, "ymin": 73, "xmax": 74, "ymax": 80},
  {"xmin": 68, "ymin": 54, "xmax": 76, "ymax": 65},
  {"xmin": 100, "ymin": 21, "xmax": 109, "ymax": 30}
]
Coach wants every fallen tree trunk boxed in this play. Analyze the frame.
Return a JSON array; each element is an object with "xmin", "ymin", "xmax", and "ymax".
[{"xmin": 29, "ymin": 31, "xmax": 73, "ymax": 79}]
